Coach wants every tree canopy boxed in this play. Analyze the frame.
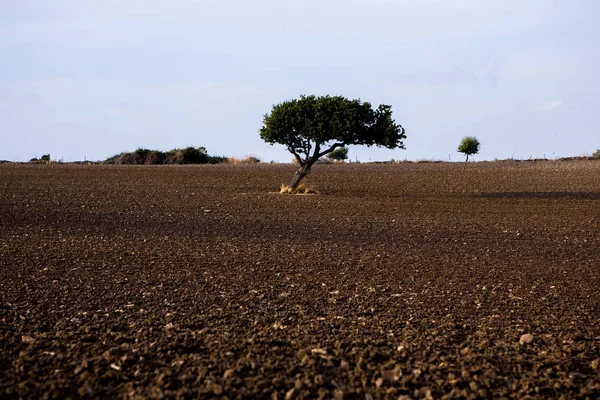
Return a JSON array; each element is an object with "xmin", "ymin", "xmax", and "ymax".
[
  {"xmin": 457, "ymin": 136, "xmax": 480, "ymax": 162},
  {"xmin": 260, "ymin": 95, "xmax": 406, "ymax": 190}
]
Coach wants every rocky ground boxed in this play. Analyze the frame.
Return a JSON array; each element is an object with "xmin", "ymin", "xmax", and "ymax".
[{"xmin": 1, "ymin": 161, "xmax": 599, "ymax": 399}]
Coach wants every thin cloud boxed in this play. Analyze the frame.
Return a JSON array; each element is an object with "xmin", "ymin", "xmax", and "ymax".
[{"xmin": 538, "ymin": 99, "xmax": 563, "ymax": 111}]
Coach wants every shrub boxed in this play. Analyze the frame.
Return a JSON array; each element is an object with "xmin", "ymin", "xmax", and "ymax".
[
  {"xmin": 144, "ymin": 150, "xmax": 166, "ymax": 165},
  {"xmin": 104, "ymin": 146, "xmax": 221, "ymax": 165},
  {"xmin": 207, "ymin": 155, "xmax": 227, "ymax": 164},
  {"xmin": 41, "ymin": 154, "xmax": 51, "ymax": 161},
  {"xmin": 592, "ymin": 149, "xmax": 600, "ymax": 159},
  {"xmin": 327, "ymin": 146, "xmax": 349, "ymax": 161},
  {"xmin": 120, "ymin": 151, "xmax": 144, "ymax": 165},
  {"xmin": 164, "ymin": 150, "xmax": 184, "ymax": 164},
  {"xmin": 164, "ymin": 147, "xmax": 209, "ymax": 164},
  {"xmin": 182, "ymin": 146, "xmax": 209, "ymax": 164},
  {"xmin": 103, "ymin": 153, "xmax": 122, "ymax": 164}
]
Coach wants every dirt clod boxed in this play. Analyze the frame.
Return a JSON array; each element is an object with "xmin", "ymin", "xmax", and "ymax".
[{"xmin": 519, "ymin": 333, "xmax": 534, "ymax": 345}]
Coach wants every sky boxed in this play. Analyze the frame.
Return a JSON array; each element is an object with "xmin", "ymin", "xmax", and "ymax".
[{"xmin": 1, "ymin": 0, "xmax": 599, "ymax": 162}]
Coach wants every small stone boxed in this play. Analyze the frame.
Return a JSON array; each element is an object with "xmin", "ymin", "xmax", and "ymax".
[
  {"xmin": 591, "ymin": 358, "xmax": 600, "ymax": 370},
  {"xmin": 381, "ymin": 370, "xmax": 394, "ymax": 383},
  {"xmin": 21, "ymin": 335, "xmax": 35, "ymax": 344},
  {"xmin": 284, "ymin": 388, "xmax": 295, "ymax": 400},
  {"xmin": 78, "ymin": 384, "xmax": 94, "ymax": 396},
  {"xmin": 314, "ymin": 374, "xmax": 325, "ymax": 385},
  {"xmin": 110, "ymin": 363, "xmax": 121, "ymax": 371},
  {"xmin": 74, "ymin": 362, "xmax": 87, "ymax": 374},
  {"xmin": 519, "ymin": 333, "xmax": 534, "ymax": 344},
  {"xmin": 223, "ymin": 368, "xmax": 234, "ymax": 379},
  {"xmin": 375, "ymin": 377, "xmax": 383, "ymax": 388},
  {"xmin": 212, "ymin": 384, "xmax": 223, "ymax": 395},
  {"xmin": 460, "ymin": 347, "xmax": 470, "ymax": 355},
  {"xmin": 272, "ymin": 321, "xmax": 286, "ymax": 329},
  {"xmin": 569, "ymin": 372, "xmax": 586, "ymax": 381},
  {"xmin": 382, "ymin": 365, "xmax": 402, "ymax": 383}
]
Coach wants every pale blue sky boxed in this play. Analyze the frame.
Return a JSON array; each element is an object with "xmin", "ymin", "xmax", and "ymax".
[{"xmin": 1, "ymin": 0, "xmax": 599, "ymax": 162}]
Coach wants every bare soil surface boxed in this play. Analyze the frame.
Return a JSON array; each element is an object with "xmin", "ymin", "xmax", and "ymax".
[{"xmin": 1, "ymin": 161, "xmax": 599, "ymax": 399}]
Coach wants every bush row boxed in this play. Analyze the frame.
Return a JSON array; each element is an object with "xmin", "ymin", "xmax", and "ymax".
[{"xmin": 104, "ymin": 147, "xmax": 228, "ymax": 165}]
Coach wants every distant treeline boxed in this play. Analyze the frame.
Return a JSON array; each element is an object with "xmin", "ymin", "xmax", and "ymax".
[{"xmin": 104, "ymin": 147, "xmax": 231, "ymax": 165}]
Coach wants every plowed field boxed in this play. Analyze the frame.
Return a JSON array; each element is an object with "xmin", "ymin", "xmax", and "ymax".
[{"xmin": 1, "ymin": 161, "xmax": 599, "ymax": 399}]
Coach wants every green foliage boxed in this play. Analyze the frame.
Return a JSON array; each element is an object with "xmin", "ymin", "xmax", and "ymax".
[
  {"xmin": 29, "ymin": 154, "xmax": 51, "ymax": 163},
  {"xmin": 457, "ymin": 136, "xmax": 480, "ymax": 161},
  {"xmin": 165, "ymin": 146, "xmax": 209, "ymax": 164},
  {"xmin": 145, "ymin": 150, "xmax": 167, "ymax": 165},
  {"xmin": 327, "ymin": 146, "xmax": 349, "ymax": 161},
  {"xmin": 260, "ymin": 95, "xmax": 405, "ymax": 167},
  {"xmin": 592, "ymin": 149, "xmax": 600, "ymax": 159},
  {"xmin": 104, "ymin": 146, "xmax": 224, "ymax": 165}
]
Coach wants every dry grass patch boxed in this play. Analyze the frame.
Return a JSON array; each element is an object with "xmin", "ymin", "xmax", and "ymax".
[
  {"xmin": 279, "ymin": 183, "xmax": 319, "ymax": 195},
  {"xmin": 226, "ymin": 156, "xmax": 261, "ymax": 165}
]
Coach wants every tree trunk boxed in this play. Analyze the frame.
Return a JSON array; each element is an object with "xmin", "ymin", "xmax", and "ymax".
[
  {"xmin": 289, "ymin": 164, "xmax": 312, "ymax": 191},
  {"xmin": 465, "ymin": 154, "xmax": 469, "ymax": 162}
]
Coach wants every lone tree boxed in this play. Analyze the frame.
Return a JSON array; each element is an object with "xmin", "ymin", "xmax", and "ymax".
[
  {"xmin": 458, "ymin": 136, "xmax": 480, "ymax": 162},
  {"xmin": 327, "ymin": 146, "xmax": 349, "ymax": 161},
  {"xmin": 260, "ymin": 95, "xmax": 406, "ymax": 191}
]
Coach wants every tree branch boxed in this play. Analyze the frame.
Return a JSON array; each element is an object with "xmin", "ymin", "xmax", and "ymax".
[
  {"xmin": 288, "ymin": 147, "xmax": 305, "ymax": 166},
  {"xmin": 300, "ymin": 140, "xmax": 311, "ymax": 160},
  {"xmin": 310, "ymin": 142, "xmax": 321, "ymax": 163},
  {"xmin": 317, "ymin": 142, "xmax": 346, "ymax": 159}
]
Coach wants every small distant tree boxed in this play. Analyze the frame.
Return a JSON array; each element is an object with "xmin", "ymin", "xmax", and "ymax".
[
  {"xmin": 592, "ymin": 149, "xmax": 600, "ymax": 159},
  {"xmin": 40, "ymin": 154, "xmax": 51, "ymax": 162},
  {"xmin": 260, "ymin": 95, "xmax": 406, "ymax": 191},
  {"xmin": 327, "ymin": 146, "xmax": 349, "ymax": 161},
  {"xmin": 457, "ymin": 136, "xmax": 480, "ymax": 162}
]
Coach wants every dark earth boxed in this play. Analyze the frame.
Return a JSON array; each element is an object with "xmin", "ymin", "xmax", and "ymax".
[{"xmin": 1, "ymin": 161, "xmax": 599, "ymax": 399}]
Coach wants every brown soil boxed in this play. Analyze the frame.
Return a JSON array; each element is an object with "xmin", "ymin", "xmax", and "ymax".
[{"xmin": 1, "ymin": 161, "xmax": 599, "ymax": 399}]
